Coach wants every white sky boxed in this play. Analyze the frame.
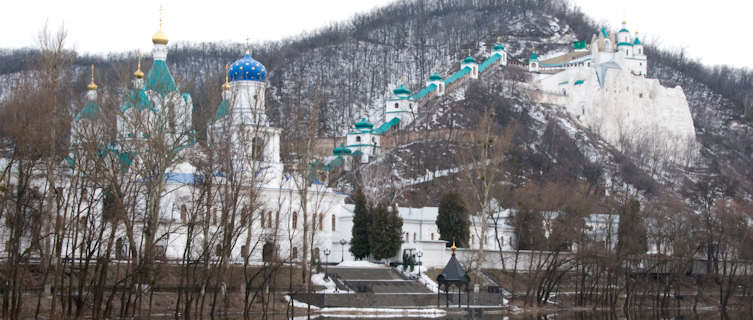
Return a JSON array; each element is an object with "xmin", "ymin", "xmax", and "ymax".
[{"xmin": 1, "ymin": 0, "xmax": 751, "ymax": 69}]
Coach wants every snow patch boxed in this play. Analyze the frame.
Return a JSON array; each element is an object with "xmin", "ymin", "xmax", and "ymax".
[{"xmin": 337, "ymin": 260, "xmax": 387, "ymax": 268}]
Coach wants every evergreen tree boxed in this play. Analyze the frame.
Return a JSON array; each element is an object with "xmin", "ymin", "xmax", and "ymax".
[
  {"xmin": 370, "ymin": 204, "xmax": 403, "ymax": 261},
  {"xmin": 349, "ymin": 188, "xmax": 371, "ymax": 259},
  {"xmin": 511, "ymin": 208, "xmax": 545, "ymax": 250},
  {"xmin": 436, "ymin": 191, "xmax": 470, "ymax": 247},
  {"xmin": 617, "ymin": 199, "xmax": 648, "ymax": 255}
]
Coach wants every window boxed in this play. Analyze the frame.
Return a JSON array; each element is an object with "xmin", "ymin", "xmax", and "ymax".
[
  {"xmin": 413, "ymin": 232, "xmax": 416, "ymax": 242},
  {"xmin": 180, "ymin": 205, "xmax": 187, "ymax": 221},
  {"xmin": 292, "ymin": 212, "xmax": 297, "ymax": 229},
  {"xmin": 394, "ymin": 103, "xmax": 399, "ymax": 109},
  {"xmin": 319, "ymin": 214, "xmax": 323, "ymax": 231},
  {"xmin": 431, "ymin": 233, "xmax": 434, "ymax": 240},
  {"xmin": 405, "ymin": 232, "xmax": 409, "ymax": 242},
  {"xmin": 332, "ymin": 214, "xmax": 336, "ymax": 232},
  {"xmin": 471, "ymin": 235, "xmax": 474, "ymax": 245},
  {"xmin": 356, "ymin": 136, "xmax": 361, "ymax": 143},
  {"xmin": 292, "ymin": 247, "xmax": 298, "ymax": 259},
  {"xmin": 409, "ymin": 103, "xmax": 413, "ymax": 109},
  {"xmin": 268, "ymin": 211, "xmax": 273, "ymax": 228},
  {"xmin": 260, "ymin": 210, "xmax": 265, "ymax": 228}
]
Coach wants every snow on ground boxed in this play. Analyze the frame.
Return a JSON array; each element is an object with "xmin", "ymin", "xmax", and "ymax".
[
  {"xmin": 337, "ymin": 260, "xmax": 387, "ymax": 268},
  {"xmin": 283, "ymin": 295, "xmax": 320, "ymax": 310},
  {"xmin": 319, "ymin": 307, "xmax": 446, "ymax": 318},
  {"xmin": 394, "ymin": 267, "xmax": 439, "ymax": 293},
  {"xmin": 311, "ymin": 272, "xmax": 338, "ymax": 293}
]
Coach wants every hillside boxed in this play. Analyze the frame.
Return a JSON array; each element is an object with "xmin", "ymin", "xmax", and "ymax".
[{"xmin": 1, "ymin": 0, "xmax": 753, "ymax": 208}]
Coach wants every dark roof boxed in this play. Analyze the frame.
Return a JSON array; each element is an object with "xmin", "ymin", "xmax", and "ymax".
[{"xmin": 436, "ymin": 254, "xmax": 470, "ymax": 285}]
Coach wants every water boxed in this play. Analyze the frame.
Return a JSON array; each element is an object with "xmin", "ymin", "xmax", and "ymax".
[{"xmin": 308, "ymin": 310, "xmax": 750, "ymax": 320}]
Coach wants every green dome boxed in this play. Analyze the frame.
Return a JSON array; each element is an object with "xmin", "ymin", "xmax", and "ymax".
[
  {"xmin": 75, "ymin": 100, "xmax": 102, "ymax": 122},
  {"xmin": 634, "ymin": 37, "xmax": 641, "ymax": 45},
  {"xmin": 619, "ymin": 28, "xmax": 630, "ymax": 33},
  {"xmin": 393, "ymin": 85, "xmax": 411, "ymax": 96},
  {"xmin": 333, "ymin": 144, "xmax": 352, "ymax": 156},
  {"xmin": 429, "ymin": 72, "xmax": 443, "ymax": 81},
  {"xmin": 529, "ymin": 51, "xmax": 538, "ymax": 61},
  {"xmin": 493, "ymin": 43, "xmax": 505, "ymax": 51},
  {"xmin": 463, "ymin": 55, "xmax": 476, "ymax": 64},
  {"xmin": 354, "ymin": 117, "xmax": 374, "ymax": 129}
]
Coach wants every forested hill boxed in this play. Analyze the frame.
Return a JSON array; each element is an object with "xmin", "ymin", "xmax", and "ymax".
[{"xmin": 1, "ymin": 0, "xmax": 753, "ymax": 205}]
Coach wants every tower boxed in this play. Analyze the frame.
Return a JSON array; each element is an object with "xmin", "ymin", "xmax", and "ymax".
[
  {"xmin": 491, "ymin": 37, "xmax": 507, "ymax": 66},
  {"xmin": 461, "ymin": 49, "xmax": 479, "ymax": 79},
  {"xmin": 528, "ymin": 48, "xmax": 540, "ymax": 72},
  {"xmin": 346, "ymin": 114, "xmax": 380, "ymax": 163},
  {"xmin": 616, "ymin": 20, "xmax": 633, "ymax": 56},
  {"xmin": 427, "ymin": 72, "xmax": 445, "ymax": 96},
  {"xmin": 384, "ymin": 82, "xmax": 416, "ymax": 127}
]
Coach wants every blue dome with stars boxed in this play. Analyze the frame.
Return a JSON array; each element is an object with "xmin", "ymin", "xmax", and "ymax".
[{"xmin": 228, "ymin": 51, "xmax": 266, "ymax": 82}]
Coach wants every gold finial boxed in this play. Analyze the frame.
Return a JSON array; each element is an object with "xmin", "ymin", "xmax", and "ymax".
[
  {"xmin": 222, "ymin": 64, "xmax": 230, "ymax": 90},
  {"xmin": 622, "ymin": 19, "xmax": 626, "ymax": 25},
  {"xmin": 134, "ymin": 51, "xmax": 144, "ymax": 79},
  {"xmin": 451, "ymin": 241, "xmax": 456, "ymax": 254},
  {"xmin": 497, "ymin": 36, "xmax": 502, "ymax": 43},
  {"xmin": 87, "ymin": 64, "xmax": 97, "ymax": 91},
  {"xmin": 152, "ymin": 5, "xmax": 169, "ymax": 45},
  {"xmin": 467, "ymin": 48, "xmax": 471, "ymax": 56}
]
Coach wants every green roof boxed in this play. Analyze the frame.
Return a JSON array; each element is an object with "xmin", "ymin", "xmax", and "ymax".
[
  {"xmin": 75, "ymin": 100, "xmax": 102, "ymax": 122},
  {"xmin": 493, "ymin": 43, "xmax": 505, "ymax": 51},
  {"xmin": 145, "ymin": 60, "xmax": 177, "ymax": 95},
  {"xmin": 529, "ymin": 51, "xmax": 538, "ymax": 61},
  {"xmin": 572, "ymin": 41, "xmax": 586, "ymax": 50},
  {"xmin": 121, "ymin": 88, "xmax": 157, "ymax": 113},
  {"xmin": 429, "ymin": 72, "xmax": 443, "ymax": 81},
  {"xmin": 333, "ymin": 144, "xmax": 352, "ymax": 156},
  {"xmin": 574, "ymin": 80, "xmax": 585, "ymax": 85},
  {"xmin": 617, "ymin": 42, "xmax": 633, "ymax": 47},
  {"xmin": 354, "ymin": 117, "xmax": 374, "ymax": 129},
  {"xmin": 601, "ymin": 27, "xmax": 608, "ymax": 38},
  {"xmin": 619, "ymin": 28, "xmax": 629, "ymax": 33},
  {"xmin": 214, "ymin": 99, "xmax": 229, "ymax": 121},
  {"xmin": 463, "ymin": 55, "xmax": 476, "ymax": 64},
  {"xmin": 393, "ymin": 85, "xmax": 411, "ymax": 96},
  {"xmin": 634, "ymin": 38, "xmax": 641, "ymax": 45},
  {"xmin": 374, "ymin": 117, "xmax": 401, "ymax": 135}
]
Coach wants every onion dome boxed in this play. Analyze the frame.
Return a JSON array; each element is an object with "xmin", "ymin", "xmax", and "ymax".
[
  {"xmin": 619, "ymin": 20, "xmax": 629, "ymax": 33},
  {"xmin": 134, "ymin": 51, "xmax": 144, "ymax": 79},
  {"xmin": 332, "ymin": 144, "xmax": 352, "ymax": 156},
  {"xmin": 633, "ymin": 32, "xmax": 642, "ymax": 45},
  {"xmin": 393, "ymin": 85, "xmax": 411, "ymax": 96},
  {"xmin": 529, "ymin": 50, "xmax": 538, "ymax": 61},
  {"xmin": 354, "ymin": 117, "xmax": 374, "ymax": 129},
  {"xmin": 493, "ymin": 43, "xmax": 505, "ymax": 51},
  {"xmin": 463, "ymin": 55, "xmax": 476, "ymax": 64},
  {"xmin": 429, "ymin": 72, "xmax": 443, "ymax": 81},
  {"xmin": 228, "ymin": 50, "xmax": 267, "ymax": 82},
  {"xmin": 152, "ymin": 7, "xmax": 168, "ymax": 45},
  {"xmin": 87, "ymin": 64, "xmax": 98, "ymax": 91}
]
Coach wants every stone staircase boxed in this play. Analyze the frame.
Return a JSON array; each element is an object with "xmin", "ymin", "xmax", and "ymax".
[{"xmin": 327, "ymin": 266, "xmax": 431, "ymax": 294}]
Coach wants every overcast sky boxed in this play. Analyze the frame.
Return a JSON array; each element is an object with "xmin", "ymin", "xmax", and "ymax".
[{"xmin": 1, "ymin": 0, "xmax": 750, "ymax": 69}]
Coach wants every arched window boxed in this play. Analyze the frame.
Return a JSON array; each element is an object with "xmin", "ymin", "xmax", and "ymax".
[
  {"xmin": 413, "ymin": 232, "xmax": 416, "ymax": 242},
  {"xmin": 394, "ymin": 103, "xmax": 399, "ymax": 109},
  {"xmin": 292, "ymin": 212, "xmax": 297, "ymax": 229},
  {"xmin": 405, "ymin": 232, "xmax": 409, "ymax": 242},
  {"xmin": 331, "ymin": 214, "xmax": 336, "ymax": 232},
  {"xmin": 319, "ymin": 214, "xmax": 324, "ymax": 231},
  {"xmin": 260, "ymin": 210, "xmax": 265, "ymax": 228},
  {"xmin": 356, "ymin": 136, "xmax": 361, "ymax": 143}
]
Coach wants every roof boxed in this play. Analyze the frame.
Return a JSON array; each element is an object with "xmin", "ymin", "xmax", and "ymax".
[
  {"xmin": 393, "ymin": 85, "xmax": 411, "ymax": 96},
  {"xmin": 428, "ymin": 72, "xmax": 443, "ymax": 81},
  {"xmin": 529, "ymin": 51, "xmax": 538, "ymax": 61},
  {"xmin": 601, "ymin": 27, "xmax": 609, "ymax": 38},
  {"xmin": 619, "ymin": 28, "xmax": 630, "ymax": 33},
  {"xmin": 617, "ymin": 42, "xmax": 633, "ymax": 47},
  {"xmin": 436, "ymin": 253, "xmax": 470, "ymax": 286},
  {"xmin": 145, "ymin": 60, "xmax": 177, "ymax": 94},
  {"xmin": 374, "ymin": 117, "xmax": 400, "ymax": 135},
  {"xmin": 478, "ymin": 54, "xmax": 501, "ymax": 72},
  {"xmin": 572, "ymin": 40, "xmax": 587, "ymax": 50},
  {"xmin": 354, "ymin": 117, "xmax": 374, "ymax": 129},
  {"xmin": 463, "ymin": 55, "xmax": 476, "ymax": 64},
  {"xmin": 444, "ymin": 67, "xmax": 470, "ymax": 86},
  {"xmin": 332, "ymin": 143, "xmax": 353, "ymax": 156},
  {"xmin": 493, "ymin": 43, "xmax": 505, "ymax": 51},
  {"xmin": 121, "ymin": 88, "xmax": 157, "ymax": 113},
  {"xmin": 634, "ymin": 37, "xmax": 641, "ymax": 45},
  {"xmin": 229, "ymin": 52, "xmax": 267, "ymax": 82},
  {"xmin": 213, "ymin": 99, "xmax": 229, "ymax": 121},
  {"xmin": 410, "ymin": 83, "xmax": 437, "ymax": 100},
  {"xmin": 75, "ymin": 100, "xmax": 102, "ymax": 122}
]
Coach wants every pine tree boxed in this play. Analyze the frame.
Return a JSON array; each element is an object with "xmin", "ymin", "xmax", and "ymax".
[
  {"xmin": 617, "ymin": 199, "xmax": 648, "ymax": 255},
  {"xmin": 370, "ymin": 204, "xmax": 403, "ymax": 261},
  {"xmin": 349, "ymin": 188, "xmax": 371, "ymax": 259},
  {"xmin": 436, "ymin": 191, "xmax": 470, "ymax": 247}
]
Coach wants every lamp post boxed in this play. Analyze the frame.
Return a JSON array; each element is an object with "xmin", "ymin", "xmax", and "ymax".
[
  {"xmin": 417, "ymin": 251, "xmax": 424, "ymax": 276},
  {"xmin": 324, "ymin": 248, "xmax": 331, "ymax": 280},
  {"xmin": 339, "ymin": 239, "xmax": 347, "ymax": 263}
]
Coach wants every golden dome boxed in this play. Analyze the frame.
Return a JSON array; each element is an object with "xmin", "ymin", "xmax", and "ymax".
[
  {"xmin": 451, "ymin": 241, "xmax": 456, "ymax": 253},
  {"xmin": 152, "ymin": 29, "xmax": 168, "ymax": 45},
  {"xmin": 134, "ymin": 51, "xmax": 144, "ymax": 79},
  {"xmin": 152, "ymin": 6, "xmax": 168, "ymax": 45},
  {"xmin": 87, "ymin": 64, "xmax": 98, "ymax": 91}
]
